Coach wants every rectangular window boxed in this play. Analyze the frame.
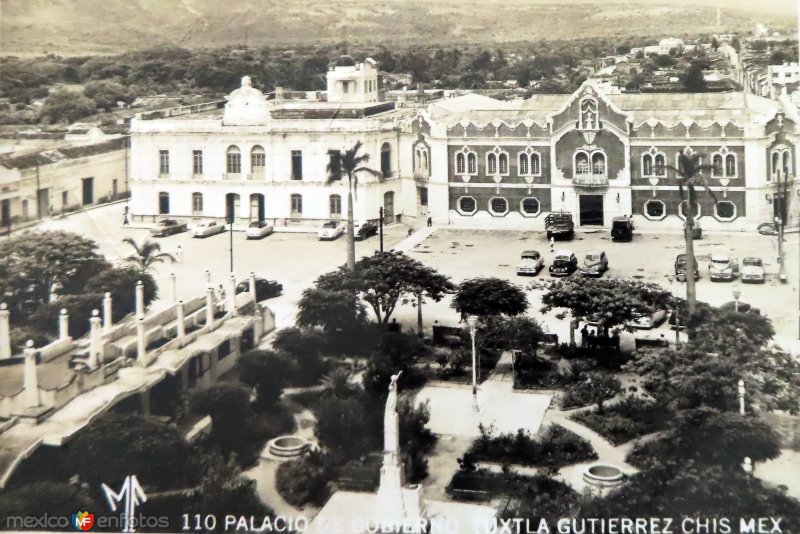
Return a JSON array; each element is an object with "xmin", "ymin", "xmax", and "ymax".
[
  {"xmin": 291, "ymin": 194, "xmax": 303, "ymax": 215},
  {"xmin": 218, "ymin": 340, "xmax": 231, "ymax": 360},
  {"xmin": 193, "ymin": 150, "xmax": 203, "ymax": 175},
  {"xmin": 328, "ymin": 150, "xmax": 342, "ymax": 180},
  {"xmin": 291, "ymin": 150, "xmax": 303, "ymax": 180},
  {"xmin": 252, "ymin": 152, "xmax": 266, "ymax": 170},
  {"xmin": 159, "ymin": 150, "xmax": 170, "ymax": 175},
  {"xmin": 330, "ymin": 195, "xmax": 342, "ymax": 216},
  {"xmin": 192, "ymin": 193, "xmax": 203, "ymax": 214},
  {"xmin": 226, "ymin": 152, "xmax": 241, "ymax": 174},
  {"xmin": 419, "ymin": 187, "xmax": 428, "ymax": 206}
]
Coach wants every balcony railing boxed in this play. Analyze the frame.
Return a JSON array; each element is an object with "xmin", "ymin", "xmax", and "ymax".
[{"xmin": 573, "ymin": 174, "xmax": 608, "ymax": 187}]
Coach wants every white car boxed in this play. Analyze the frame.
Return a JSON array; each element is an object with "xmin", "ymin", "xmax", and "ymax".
[
  {"xmin": 192, "ymin": 220, "xmax": 225, "ymax": 238},
  {"xmin": 516, "ymin": 250, "xmax": 544, "ymax": 276},
  {"xmin": 708, "ymin": 253, "xmax": 739, "ymax": 282},
  {"xmin": 740, "ymin": 256, "xmax": 765, "ymax": 284},
  {"xmin": 318, "ymin": 220, "xmax": 346, "ymax": 240},
  {"xmin": 246, "ymin": 220, "xmax": 274, "ymax": 239}
]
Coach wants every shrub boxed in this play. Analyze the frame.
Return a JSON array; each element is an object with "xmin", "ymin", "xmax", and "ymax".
[
  {"xmin": 237, "ymin": 350, "xmax": 290, "ymax": 409},
  {"xmin": 275, "ymin": 452, "xmax": 331, "ymax": 507},
  {"xmin": 560, "ymin": 373, "xmax": 621, "ymax": 410},
  {"xmin": 571, "ymin": 397, "xmax": 670, "ymax": 445},
  {"xmin": 468, "ymin": 424, "xmax": 597, "ymax": 469}
]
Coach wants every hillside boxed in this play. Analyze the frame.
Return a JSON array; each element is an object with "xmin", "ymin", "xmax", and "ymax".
[{"xmin": 0, "ymin": 0, "xmax": 793, "ymax": 55}]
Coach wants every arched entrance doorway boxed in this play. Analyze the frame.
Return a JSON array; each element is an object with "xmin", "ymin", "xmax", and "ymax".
[{"xmin": 249, "ymin": 193, "xmax": 265, "ymax": 221}]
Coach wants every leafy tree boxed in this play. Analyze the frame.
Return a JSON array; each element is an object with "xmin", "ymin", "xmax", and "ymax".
[
  {"xmin": 39, "ymin": 89, "xmax": 97, "ymax": 124},
  {"xmin": 237, "ymin": 350, "xmax": 290, "ymax": 409},
  {"xmin": 0, "ymin": 231, "xmax": 109, "ymax": 317},
  {"xmin": 189, "ymin": 384, "xmax": 264, "ymax": 461},
  {"xmin": 322, "ymin": 367, "xmax": 357, "ymax": 399},
  {"xmin": 686, "ymin": 301, "xmax": 774, "ymax": 351},
  {"xmin": 275, "ymin": 451, "xmax": 332, "ymax": 507},
  {"xmin": 84, "ymin": 80, "xmax": 133, "ymax": 110},
  {"xmin": 67, "ymin": 414, "xmax": 198, "ymax": 490},
  {"xmin": 478, "ymin": 315, "xmax": 545, "ymax": 356},
  {"xmin": 540, "ymin": 277, "xmax": 674, "ymax": 333},
  {"xmin": 452, "ymin": 277, "xmax": 528, "ymax": 319},
  {"xmin": 272, "ymin": 327, "xmax": 324, "ymax": 358},
  {"xmin": 85, "ymin": 265, "xmax": 158, "ymax": 321},
  {"xmin": 584, "ymin": 372, "xmax": 622, "ymax": 413},
  {"xmin": 314, "ymin": 395, "xmax": 379, "ymax": 461},
  {"xmin": 122, "ymin": 237, "xmax": 176, "ymax": 276},
  {"xmin": 657, "ymin": 152, "xmax": 717, "ymax": 316},
  {"xmin": 296, "ymin": 270, "xmax": 367, "ymax": 334},
  {"xmin": 326, "ymin": 141, "xmax": 383, "ymax": 271},
  {"xmin": 0, "ymin": 482, "xmax": 97, "ymax": 520},
  {"xmin": 681, "ymin": 62, "xmax": 707, "ymax": 92}
]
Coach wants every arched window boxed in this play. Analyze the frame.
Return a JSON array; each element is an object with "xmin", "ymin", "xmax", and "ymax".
[
  {"xmin": 226, "ymin": 145, "xmax": 241, "ymax": 174},
  {"xmin": 725, "ymin": 154, "xmax": 736, "ymax": 177},
  {"xmin": 191, "ymin": 192, "xmax": 203, "ymax": 215},
  {"xmin": 519, "ymin": 153, "xmax": 529, "ymax": 175},
  {"xmin": 712, "ymin": 154, "xmax": 723, "ymax": 177},
  {"xmin": 421, "ymin": 150, "xmax": 428, "ymax": 171},
  {"xmin": 381, "ymin": 142, "xmax": 391, "ymax": 177},
  {"xmin": 467, "ymin": 152, "xmax": 477, "ymax": 174},
  {"xmin": 771, "ymin": 151, "xmax": 781, "ymax": 181},
  {"xmin": 487, "ymin": 153, "xmax": 498, "ymax": 174},
  {"xmin": 592, "ymin": 152, "xmax": 606, "ymax": 175},
  {"xmin": 251, "ymin": 145, "xmax": 265, "ymax": 173},
  {"xmin": 642, "ymin": 154, "xmax": 653, "ymax": 176},
  {"xmin": 575, "ymin": 151, "xmax": 590, "ymax": 175},
  {"xmin": 290, "ymin": 194, "xmax": 303, "ymax": 216},
  {"xmin": 329, "ymin": 194, "xmax": 342, "ymax": 217},
  {"xmin": 783, "ymin": 150, "xmax": 792, "ymax": 176},
  {"xmin": 654, "ymin": 154, "xmax": 666, "ymax": 176},
  {"xmin": 456, "ymin": 153, "xmax": 466, "ymax": 174},
  {"xmin": 531, "ymin": 153, "xmax": 541, "ymax": 175},
  {"xmin": 498, "ymin": 153, "xmax": 508, "ymax": 174}
]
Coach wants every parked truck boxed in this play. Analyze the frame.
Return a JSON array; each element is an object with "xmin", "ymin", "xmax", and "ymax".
[{"xmin": 545, "ymin": 212, "xmax": 575, "ymax": 240}]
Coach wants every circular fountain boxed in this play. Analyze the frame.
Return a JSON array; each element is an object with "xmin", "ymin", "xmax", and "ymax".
[
  {"xmin": 582, "ymin": 463, "xmax": 625, "ymax": 488},
  {"xmin": 267, "ymin": 436, "xmax": 310, "ymax": 458}
]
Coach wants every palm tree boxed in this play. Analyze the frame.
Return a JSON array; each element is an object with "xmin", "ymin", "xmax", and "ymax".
[
  {"xmin": 122, "ymin": 237, "xmax": 176, "ymax": 275},
  {"xmin": 322, "ymin": 367, "xmax": 355, "ymax": 398},
  {"xmin": 327, "ymin": 141, "xmax": 383, "ymax": 271},
  {"xmin": 659, "ymin": 152, "xmax": 718, "ymax": 317}
]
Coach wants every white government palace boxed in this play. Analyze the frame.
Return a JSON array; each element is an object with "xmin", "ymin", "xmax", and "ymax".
[{"xmin": 129, "ymin": 57, "xmax": 800, "ymax": 232}]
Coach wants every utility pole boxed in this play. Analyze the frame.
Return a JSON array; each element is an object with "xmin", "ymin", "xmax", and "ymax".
[{"xmin": 379, "ymin": 206, "xmax": 384, "ymax": 253}]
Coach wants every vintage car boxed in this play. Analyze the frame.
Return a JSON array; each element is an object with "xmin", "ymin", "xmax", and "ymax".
[
  {"xmin": 549, "ymin": 250, "xmax": 578, "ymax": 277},
  {"xmin": 192, "ymin": 220, "xmax": 226, "ymax": 238},
  {"xmin": 150, "ymin": 218, "xmax": 188, "ymax": 237},
  {"xmin": 708, "ymin": 253, "xmax": 739, "ymax": 282},
  {"xmin": 740, "ymin": 256, "xmax": 766, "ymax": 284},
  {"xmin": 674, "ymin": 253, "xmax": 700, "ymax": 282},
  {"xmin": 355, "ymin": 220, "xmax": 378, "ymax": 240},
  {"xmin": 610, "ymin": 216, "xmax": 634, "ymax": 242},
  {"xmin": 246, "ymin": 220, "xmax": 274, "ymax": 239},
  {"xmin": 235, "ymin": 278, "xmax": 283, "ymax": 301},
  {"xmin": 318, "ymin": 220, "xmax": 346, "ymax": 240},
  {"xmin": 516, "ymin": 250, "xmax": 544, "ymax": 276},
  {"xmin": 579, "ymin": 251, "xmax": 609, "ymax": 277}
]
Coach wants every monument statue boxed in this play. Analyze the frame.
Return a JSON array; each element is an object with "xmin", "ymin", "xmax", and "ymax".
[{"xmin": 384, "ymin": 372, "xmax": 401, "ymax": 454}]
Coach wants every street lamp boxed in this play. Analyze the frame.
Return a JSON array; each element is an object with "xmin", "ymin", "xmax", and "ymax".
[
  {"xmin": 733, "ymin": 286, "xmax": 741, "ymax": 313},
  {"xmin": 742, "ymin": 456, "xmax": 753, "ymax": 475},
  {"xmin": 738, "ymin": 379, "xmax": 746, "ymax": 415},
  {"xmin": 466, "ymin": 315, "xmax": 479, "ymax": 412}
]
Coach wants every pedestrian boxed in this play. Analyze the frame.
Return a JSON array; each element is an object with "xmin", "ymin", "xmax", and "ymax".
[
  {"xmin": 407, "ymin": 227, "xmax": 414, "ymax": 237},
  {"xmin": 587, "ymin": 330, "xmax": 596, "ymax": 350},
  {"xmin": 611, "ymin": 330, "xmax": 621, "ymax": 351},
  {"xmin": 580, "ymin": 325, "xmax": 589, "ymax": 348},
  {"xmin": 218, "ymin": 284, "xmax": 226, "ymax": 301},
  {"xmin": 123, "ymin": 205, "xmax": 130, "ymax": 226},
  {"xmin": 427, "ymin": 216, "xmax": 432, "ymax": 227},
  {"xmin": 175, "ymin": 245, "xmax": 183, "ymax": 262}
]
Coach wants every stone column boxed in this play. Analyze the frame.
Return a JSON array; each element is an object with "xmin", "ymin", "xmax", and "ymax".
[
  {"xmin": 89, "ymin": 309, "xmax": 103, "ymax": 367},
  {"xmin": 23, "ymin": 340, "xmax": 40, "ymax": 408},
  {"xmin": 249, "ymin": 272, "xmax": 257, "ymax": 308},
  {"xmin": 136, "ymin": 315, "xmax": 146, "ymax": 366},
  {"xmin": 0, "ymin": 303, "xmax": 10, "ymax": 360},
  {"xmin": 170, "ymin": 272, "xmax": 177, "ymax": 303},
  {"xmin": 135, "ymin": 280, "xmax": 144, "ymax": 317},
  {"xmin": 102, "ymin": 292, "xmax": 113, "ymax": 334},
  {"xmin": 176, "ymin": 300, "xmax": 186, "ymax": 344},
  {"xmin": 205, "ymin": 287, "xmax": 215, "ymax": 329},
  {"xmin": 227, "ymin": 274, "xmax": 237, "ymax": 317},
  {"xmin": 58, "ymin": 309, "xmax": 69, "ymax": 340}
]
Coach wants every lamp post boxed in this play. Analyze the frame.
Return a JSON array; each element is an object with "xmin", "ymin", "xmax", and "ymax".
[
  {"xmin": 466, "ymin": 315, "xmax": 479, "ymax": 412},
  {"xmin": 776, "ymin": 215, "xmax": 787, "ymax": 283},
  {"xmin": 733, "ymin": 286, "xmax": 741, "ymax": 313},
  {"xmin": 738, "ymin": 379, "xmax": 746, "ymax": 415},
  {"xmin": 379, "ymin": 206, "xmax": 384, "ymax": 253},
  {"xmin": 228, "ymin": 215, "xmax": 234, "ymax": 273}
]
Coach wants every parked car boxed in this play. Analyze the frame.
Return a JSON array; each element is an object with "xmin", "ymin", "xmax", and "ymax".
[
  {"xmin": 516, "ymin": 250, "xmax": 544, "ymax": 276},
  {"xmin": 740, "ymin": 256, "xmax": 766, "ymax": 284},
  {"xmin": 674, "ymin": 253, "xmax": 700, "ymax": 282},
  {"xmin": 610, "ymin": 216, "xmax": 634, "ymax": 242},
  {"xmin": 150, "ymin": 218, "xmax": 187, "ymax": 237},
  {"xmin": 246, "ymin": 220, "xmax": 274, "ymax": 239},
  {"xmin": 708, "ymin": 253, "xmax": 739, "ymax": 282},
  {"xmin": 545, "ymin": 212, "xmax": 575, "ymax": 240},
  {"xmin": 192, "ymin": 220, "xmax": 225, "ymax": 238},
  {"xmin": 235, "ymin": 278, "xmax": 283, "ymax": 301},
  {"xmin": 549, "ymin": 250, "xmax": 578, "ymax": 277},
  {"xmin": 318, "ymin": 220, "xmax": 346, "ymax": 240},
  {"xmin": 628, "ymin": 308, "xmax": 668, "ymax": 329},
  {"xmin": 579, "ymin": 251, "xmax": 609, "ymax": 277},
  {"xmin": 355, "ymin": 220, "xmax": 378, "ymax": 240}
]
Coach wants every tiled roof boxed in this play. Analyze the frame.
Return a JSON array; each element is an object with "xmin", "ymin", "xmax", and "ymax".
[{"xmin": 0, "ymin": 136, "xmax": 127, "ymax": 170}]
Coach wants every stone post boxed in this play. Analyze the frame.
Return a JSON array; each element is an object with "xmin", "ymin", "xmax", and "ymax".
[
  {"xmin": 0, "ymin": 303, "xmax": 10, "ymax": 360},
  {"xmin": 136, "ymin": 315, "xmax": 146, "ymax": 366},
  {"xmin": 89, "ymin": 309, "xmax": 103, "ymax": 367},
  {"xmin": 206, "ymin": 287, "xmax": 215, "ymax": 330},
  {"xmin": 23, "ymin": 340, "xmax": 40, "ymax": 408},
  {"xmin": 176, "ymin": 300, "xmax": 186, "ymax": 344},
  {"xmin": 249, "ymin": 272, "xmax": 257, "ymax": 308},
  {"xmin": 205, "ymin": 269, "xmax": 211, "ymax": 285},
  {"xmin": 135, "ymin": 280, "xmax": 144, "ymax": 317},
  {"xmin": 102, "ymin": 292, "xmax": 113, "ymax": 334},
  {"xmin": 58, "ymin": 309, "xmax": 69, "ymax": 340},
  {"xmin": 228, "ymin": 274, "xmax": 237, "ymax": 317},
  {"xmin": 170, "ymin": 272, "xmax": 177, "ymax": 303}
]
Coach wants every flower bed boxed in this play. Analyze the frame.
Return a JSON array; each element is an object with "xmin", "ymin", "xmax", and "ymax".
[{"xmin": 570, "ymin": 397, "xmax": 670, "ymax": 445}]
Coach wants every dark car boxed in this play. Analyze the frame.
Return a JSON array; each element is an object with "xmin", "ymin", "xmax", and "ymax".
[
  {"xmin": 674, "ymin": 253, "xmax": 700, "ymax": 282},
  {"xmin": 150, "ymin": 218, "xmax": 188, "ymax": 237},
  {"xmin": 610, "ymin": 216, "xmax": 634, "ymax": 242},
  {"xmin": 355, "ymin": 220, "xmax": 378, "ymax": 240},
  {"xmin": 549, "ymin": 250, "xmax": 578, "ymax": 277},
  {"xmin": 235, "ymin": 278, "xmax": 283, "ymax": 301}
]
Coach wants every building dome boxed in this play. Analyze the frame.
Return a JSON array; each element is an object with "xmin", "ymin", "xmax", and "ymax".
[
  {"xmin": 223, "ymin": 76, "xmax": 270, "ymax": 125},
  {"xmin": 334, "ymin": 55, "xmax": 357, "ymax": 67}
]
